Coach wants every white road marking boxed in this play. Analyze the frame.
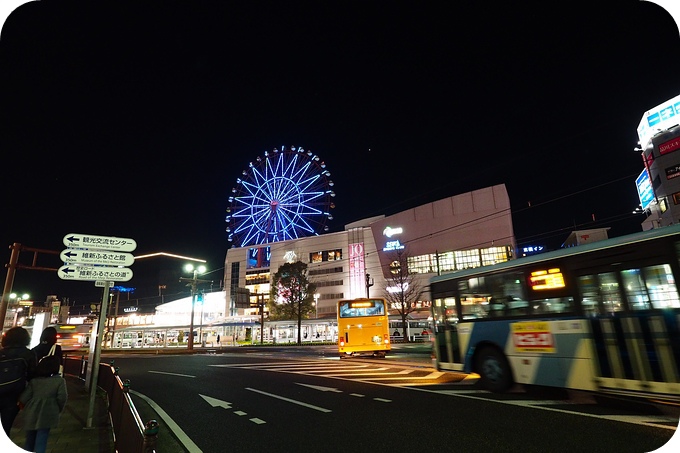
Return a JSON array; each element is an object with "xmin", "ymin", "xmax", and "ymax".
[
  {"xmin": 417, "ymin": 389, "xmax": 679, "ymax": 430},
  {"xmin": 148, "ymin": 370, "xmax": 195, "ymax": 378},
  {"xmin": 246, "ymin": 387, "xmax": 332, "ymax": 413},
  {"xmin": 129, "ymin": 390, "xmax": 203, "ymax": 453},
  {"xmin": 199, "ymin": 394, "xmax": 233, "ymax": 409},
  {"xmin": 296, "ymin": 383, "xmax": 343, "ymax": 392},
  {"xmin": 360, "ymin": 371, "xmax": 444, "ymax": 380}
]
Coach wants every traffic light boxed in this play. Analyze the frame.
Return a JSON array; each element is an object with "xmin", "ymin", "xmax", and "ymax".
[{"xmin": 196, "ymin": 293, "xmax": 204, "ymax": 302}]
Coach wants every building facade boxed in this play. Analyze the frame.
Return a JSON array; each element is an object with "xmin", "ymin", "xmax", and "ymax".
[
  {"xmin": 636, "ymin": 94, "xmax": 680, "ymax": 229},
  {"xmin": 222, "ymin": 184, "xmax": 517, "ymax": 319}
]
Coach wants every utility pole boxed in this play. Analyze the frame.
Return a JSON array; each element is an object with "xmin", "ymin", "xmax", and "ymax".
[
  {"xmin": 365, "ymin": 273, "xmax": 374, "ymax": 298},
  {"xmin": 260, "ymin": 293, "xmax": 265, "ymax": 344},
  {"xmin": 1, "ymin": 243, "xmax": 59, "ymax": 331},
  {"xmin": 179, "ymin": 264, "xmax": 209, "ymax": 351}
]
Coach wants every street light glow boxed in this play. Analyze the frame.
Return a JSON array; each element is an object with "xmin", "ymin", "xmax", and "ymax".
[
  {"xmin": 183, "ymin": 263, "xmax": 208, "ymax": 350},
  {"xmin": 185, "ymin": 264, "xmax": 207, "ymax": 274}
]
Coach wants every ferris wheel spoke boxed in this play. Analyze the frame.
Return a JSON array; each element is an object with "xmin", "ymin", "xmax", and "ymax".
[{"xmin": 227, "ymin": 146, "xmax": 335, "ymax": 246}]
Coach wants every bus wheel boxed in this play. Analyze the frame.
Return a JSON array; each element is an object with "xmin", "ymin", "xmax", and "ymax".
[{"xmin": 474, "ymin": 347, "xmax": 513, "ymax": 393}]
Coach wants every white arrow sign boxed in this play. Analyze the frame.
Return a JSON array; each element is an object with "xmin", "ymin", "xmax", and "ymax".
[
  {"xmin": 199, "ymin": 394, "xmax": 233, "ymax": 409},
  {"xmin": 58, "ymin": 265, "xmax": 133, "ymax": 282},
  {"xmin": 63, "ymin": 233, "xmax": 137, "ymax": 252},
  {"xmin": 60, "ymin": 249, "xmax": 135, "ymax": 266}
]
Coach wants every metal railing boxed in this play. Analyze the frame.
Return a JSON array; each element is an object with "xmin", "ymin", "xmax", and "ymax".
[{"xmin": 63, "ymin": 354, "xmax": 159, "ymax": 453}]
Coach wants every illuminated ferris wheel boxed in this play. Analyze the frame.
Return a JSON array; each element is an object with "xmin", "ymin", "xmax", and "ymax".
[{"xmin": 226, "ymin": 146, "xmax": 335, "ymax": 247}]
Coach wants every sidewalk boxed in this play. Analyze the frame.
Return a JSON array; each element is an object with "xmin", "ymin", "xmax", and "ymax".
[{"xmin": 4, "ymin": 375, "xmax": 114, "ymax": 453}]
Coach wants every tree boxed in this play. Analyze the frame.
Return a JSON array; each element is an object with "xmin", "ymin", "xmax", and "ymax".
[
  {"xmin": 382, "ymin": 249, "xmax": 425, "ymax": 342},
  {"xmin": 269, "ymin": 261, "xmax": 317, "ymax": 345}
]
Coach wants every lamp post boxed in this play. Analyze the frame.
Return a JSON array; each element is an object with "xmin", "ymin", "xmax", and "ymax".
[
  {"xmin": 313, "ymin": 293, "xmax": 320, "ymax": 319},
  {"xmin": 181, "ymin": 264, "xmax": 207, "ymax": 351},
  {"xmin": 365, "ymin": 273, "xmax": 374, "ymax": 298}
]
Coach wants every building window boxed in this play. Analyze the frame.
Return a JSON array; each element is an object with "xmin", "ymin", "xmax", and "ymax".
[
  {"xmin": 407, "ymin": 246, "xmax": 512, "ymax": 275},
  {"xmin": 309, "ymin": 267, "xmax": 343, "ymax": 276},
  {"xmin": 481, "ymin": 246, "xmax": 512, "ymax": 266},
  {"xmin": 309, "ymin": 249, "xmax": 342, "ymax": 263},
  {"xmin": 230, "ymin": 262, "xmax": 240, "ymax": 289}
]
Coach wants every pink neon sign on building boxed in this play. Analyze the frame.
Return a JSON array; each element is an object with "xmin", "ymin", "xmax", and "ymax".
[{"xmin": 348, "ymin": 242, "xmax": 365, "ymax": 299}]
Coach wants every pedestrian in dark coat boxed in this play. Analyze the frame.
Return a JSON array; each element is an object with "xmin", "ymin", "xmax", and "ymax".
[
  {"xmin": 32, "ymin": 327, "xmax": 63, "ymax": 365},
  {"xmin": 0, "ymin": 327, "xmax": 37, "ymax": 436},
  {"xmin": 18, "ymin": 352, "xmax": 67, "ymax": 453}
]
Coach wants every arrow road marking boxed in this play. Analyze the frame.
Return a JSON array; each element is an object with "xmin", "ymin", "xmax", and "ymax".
[
  {"xmin": 296, "ymin": 383, "xmax": 343, "ymax": 393},
  {"xmin": 246, "ymin": 387, "xmax": 332, "ymax": 413},
  {"xmin": 199, "ymin": 394, "xmax": 233, "ymax": 409}
]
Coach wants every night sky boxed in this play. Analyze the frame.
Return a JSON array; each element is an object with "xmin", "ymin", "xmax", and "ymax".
[{"xmin": 1, "ymin": 1, "xmax": 679, "ymax": 310}]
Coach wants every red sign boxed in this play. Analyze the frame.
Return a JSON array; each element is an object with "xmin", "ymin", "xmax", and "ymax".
[
  {"xmin": 658, "ymin": 137, "xmax": 680, "ymax": 155},
  {"xmin": 513, "ymin": 332, "xmax": 554, "ymax": 349}
]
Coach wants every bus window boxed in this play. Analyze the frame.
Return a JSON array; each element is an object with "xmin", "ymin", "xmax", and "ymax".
[
  {"xmin": 621, "ymin": 268, "xmax": 652, "ymax": 310},
  {"xmin": 642, "ymin": 265, "xmax": 680, "ymax": 309},
  {"xmin": 598, "ymin": 272, "xmax": 624, "ymax": 314},
  {"xmin": 577, "ymin": 275, "xmax": 601, "ymax": 316},
  {"xmin": 531, "ymin": 297, "xmax": 573, "ymax": 314}
]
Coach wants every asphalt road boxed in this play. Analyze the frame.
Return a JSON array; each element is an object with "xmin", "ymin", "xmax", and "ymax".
[{"xmin": 102, "ymin": 345, "xmax": 679, "ymax": 453}]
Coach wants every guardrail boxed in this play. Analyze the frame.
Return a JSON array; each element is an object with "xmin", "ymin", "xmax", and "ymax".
[
  {"xmin": 63, "ymin": 354, "xmax": 159, "ymax": 453},
  {"xmin": 390, "ymin": 334, "xmax": 432, "ymax": 343}
]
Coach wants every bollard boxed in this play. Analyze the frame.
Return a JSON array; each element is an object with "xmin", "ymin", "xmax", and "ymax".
[{"xmin": 143, "ymin": 419, "xmax": 160, "ymax": 453}]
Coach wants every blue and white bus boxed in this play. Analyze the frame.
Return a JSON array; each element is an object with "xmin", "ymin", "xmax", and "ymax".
[{"xmin": 430, "ymin": 223, "xmax": 680, "ymax": 402}]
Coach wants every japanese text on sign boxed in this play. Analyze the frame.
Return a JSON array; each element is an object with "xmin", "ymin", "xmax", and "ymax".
[
  {"xmin": 58, "ymin": 265, "xmax": 133, "ymax": 282},
  {"xmin": 63, "ymin": 233, "xmax": 137, "ymax": 252},
  {"xmin": 511, "ymin": 321, "xmax": 555, "ymax": 353}
]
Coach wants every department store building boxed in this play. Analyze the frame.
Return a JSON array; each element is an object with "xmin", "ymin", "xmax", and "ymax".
[{"xmin": 222, "ymin": 184, "xmax": 516, "ymax": 319}]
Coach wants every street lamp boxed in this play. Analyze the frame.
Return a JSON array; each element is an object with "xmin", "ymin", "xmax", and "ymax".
[
  {"xmin": 9, "ymin": 293, "xmax": 29, "ymax": 327},
  {"xmin": 313, "ymin": 293, "xmax": 320, "ymax": 319},
  {"xmin": 182, "ymin": 264, "xmax": 206, "ymax": 351}
]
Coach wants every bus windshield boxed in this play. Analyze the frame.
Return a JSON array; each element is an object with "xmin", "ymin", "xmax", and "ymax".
[{"xmin": 338, "ymin": 299, "xmax": 385, "ymax": 318}]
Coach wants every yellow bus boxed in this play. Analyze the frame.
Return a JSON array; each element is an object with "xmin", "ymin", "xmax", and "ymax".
[
  {"xmin": 337, "ymin": 298, "xmax": 390, "ymax": 358},
  {"xmin": 54, "ymin": 324, "xmax": 91, "ymax": 352}
]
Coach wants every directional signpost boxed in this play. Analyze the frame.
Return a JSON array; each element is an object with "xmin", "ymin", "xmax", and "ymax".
[
  {"xmin": 63, "ymin": 233, "xmax": 137, "ymax": 252},
  {"xmin": 58, "ymin": 233, "xmax": 137, "ymax": 428},
  {"xmin": 57, "ymin": 265, "xmax": 134, "ymax": 282},
  {"xmin": 60, "ymin": 249, "xmax": 135, "ymax": 267}
]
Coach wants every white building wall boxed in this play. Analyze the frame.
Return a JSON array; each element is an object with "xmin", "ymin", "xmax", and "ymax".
[{"xmin": 370, "ymin": 184, "xmax": 515, "ymax": 272}]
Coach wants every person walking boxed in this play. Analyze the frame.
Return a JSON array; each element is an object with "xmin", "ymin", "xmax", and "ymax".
[
  {"xmin": 18, "ymin": 352, "xmax": 67, "ymax": 453},
  {"xmin": 31, "ymin": 327, "xmax": 63, "ymax": 369},
  {"xmin": 0, "ymin": 326, "xmax": 37, "ymax": 437}
]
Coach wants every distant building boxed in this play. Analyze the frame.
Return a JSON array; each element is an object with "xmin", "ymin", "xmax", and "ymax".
[
  {"xmin": 562, "ymin": 228, "xmax": 611, "ymax": 248},
  {"xmin": 636, "ymin": 94, "xmax": 680, "ymax": 228}
]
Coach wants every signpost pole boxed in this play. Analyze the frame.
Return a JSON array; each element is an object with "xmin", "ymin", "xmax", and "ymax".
[{"xmin": 86, "ymin": 282, "xmax": 110, "ymax": 428}]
